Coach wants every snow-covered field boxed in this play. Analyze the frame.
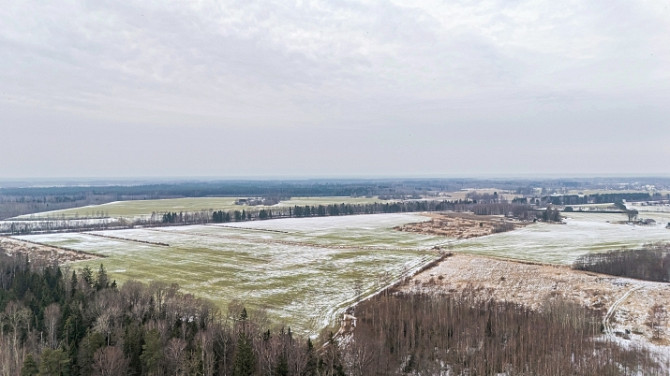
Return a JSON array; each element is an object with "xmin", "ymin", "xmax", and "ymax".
[
  {"xmin": 11, "ymin": 196, "xmax": 389, "ymax": 220},
  {"xmin": 453, "ymin": 213, "xmax": 670, "ymax": 264},
  {"xmin": 14, "ymin": 213, "xmax": 441, "ymax": 336},
  {"xmin": 13, "ymin": 211, "xmax": 670, "ymax": 335}
]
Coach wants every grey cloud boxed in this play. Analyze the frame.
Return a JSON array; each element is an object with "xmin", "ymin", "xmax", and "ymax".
[{"xmin": 1, "ymin": 0, "xmax": 669, "ymax": 178}]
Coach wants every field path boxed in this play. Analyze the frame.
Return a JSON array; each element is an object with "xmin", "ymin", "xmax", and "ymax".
[
  {"xmin": 83, "ymin": 232, "xmax": 170, "ymax": 247},
  {"xmin": 603, "ymin": 285, "xmax": 643, "ymax": 335}
]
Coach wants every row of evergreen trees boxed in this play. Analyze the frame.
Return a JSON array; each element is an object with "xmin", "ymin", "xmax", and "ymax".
[{"xmin": 209, "ymin": 201, "xmax": 536, "ymax": 224}]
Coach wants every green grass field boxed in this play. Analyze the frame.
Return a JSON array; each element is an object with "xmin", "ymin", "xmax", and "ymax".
[
  {"xmin": 16, "ymin": 213, "xmax": 442, "ymax": 336},
  {"xmin": 14, "ymin": 196, "xmax": 389, "ymax": 220}
]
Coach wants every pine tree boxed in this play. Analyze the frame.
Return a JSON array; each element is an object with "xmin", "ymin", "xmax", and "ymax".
[
  {"xmin": 140, "ymin": 329, "xmax": 163, "ymax": 375},
  {"xmin": 95, "ymin": 264, "xmax": 108, "ymax": 290},
  {"xmin": 233, "ymin": 333, "xmax": 255, "ymax": 376},
  {"xmin": 302, "ymin": 339, "xmax": 317, "ymax": 376},
  {"xmin": 21, "ymin": 354, "xmax": 39, "ymax": 376},
  {"xmin": 38, "ymin": 348, "xmax": 70, "ymax": 376},
  {"xmin": 275, "ymin": 355, "xmax": 288, "ymax": 376}
]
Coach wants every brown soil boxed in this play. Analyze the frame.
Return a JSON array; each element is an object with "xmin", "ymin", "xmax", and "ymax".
[
  {"xmin": 0, "ymin": 236, "xmax": 100, "ymax": 264},
  {"xmin": 395, "ymin": 212, "xmax": 521, "ymax": 239},
  {"xmin": 401, "ymin": 254, "xmax": 670, "ymax": 348}
]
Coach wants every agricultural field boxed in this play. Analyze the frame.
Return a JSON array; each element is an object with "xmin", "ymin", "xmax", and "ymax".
[
  {"xmin": 12, "ymin": 196, "xmax": 389, "ymax": 220},
  {"xmin": 452, "ymin": 212, "xmax": 670, "ymax": 264},
  {"xmin": 12, "ymin": 210, "xmax": 670, "ymax": 336},
  {"xmin": 14, "ymin": 213, "xmax": 445, "ymax": 336}
]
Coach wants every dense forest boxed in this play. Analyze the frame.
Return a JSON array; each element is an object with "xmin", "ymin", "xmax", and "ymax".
[
  {"xmin": 348, "ymin": 291, "xmax": 662, "ymax": 375},
  {"xmin": 573, "ymin": 244, "xmax": 670, "ymax": 282},
  {"xmin": 0, "ymin": 253, "xmax": 347, "ymax": 376}
]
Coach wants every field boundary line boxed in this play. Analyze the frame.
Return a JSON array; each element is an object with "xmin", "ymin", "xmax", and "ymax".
[
  {"xmin": 323, "ymin": 251, "xmax": 452, "ymax": 350},
  {"xmin": 82, "ymin": 232, "xmax": 170, "ymax": 247}
]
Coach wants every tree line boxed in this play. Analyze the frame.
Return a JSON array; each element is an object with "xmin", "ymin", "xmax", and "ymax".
[
  {"xmin": 513, "ymin": 192, "xmax": 664, "ymax": 207},
  {"xmin": 10, "ymin": 176, "xmax": 665, "ymax": 220},
  {"xmin": 210, "ymin": 201, "xmax": 536, "ymax": 225},
  {"xmin": 573, "ymin": 244, "xmax": 670, "ymax": 282},
  {"xmin": 2, "ymin": 201, "xmax": 538, "ymax": 235}
]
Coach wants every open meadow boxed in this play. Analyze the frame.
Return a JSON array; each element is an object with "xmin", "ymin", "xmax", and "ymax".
[
  {"xmin": 13, "ymin": 196, "xmax": 389, "ymax": 220},
  {"xmin": 14, "ymin": 213, "xmax": 444, "ymax": 336},
  {"xmin": 451, "ymin": 212, "xmax": 670, "ymax": 264}
]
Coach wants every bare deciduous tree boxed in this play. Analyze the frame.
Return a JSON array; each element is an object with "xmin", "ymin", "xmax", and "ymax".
[
  {"xmin": 92, "ymin": 346, "xmax": 129, "ymax": 376},
  {"xmin": 647, "ymin": 304, "xmax": 668, "ymax": 340},
  {"xmin": 44, "ymin": 303, "xmax": 61, "ymax": 349}
]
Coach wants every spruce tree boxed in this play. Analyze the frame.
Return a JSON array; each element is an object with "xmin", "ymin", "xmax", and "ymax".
[{"xmin": 233, "ymin": 333, "xmax": 255, "ymax": 376}]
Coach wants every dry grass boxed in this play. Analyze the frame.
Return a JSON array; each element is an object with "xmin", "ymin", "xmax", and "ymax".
[{"xmin": 402, "ymin": 254, "xmax": 670, "ymax": 349}]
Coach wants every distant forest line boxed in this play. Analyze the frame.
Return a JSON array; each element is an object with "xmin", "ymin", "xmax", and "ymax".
[
  {"xmin": 3, "ymin": 201, "xmax": 550, "ymax": 235},
  {"xmin": 4, "ymin": 191, "xmax": 665, "ymax": 235},
  {"xmin": 1, "ymin": 177, "xmax": 669, "ymax": 220}
]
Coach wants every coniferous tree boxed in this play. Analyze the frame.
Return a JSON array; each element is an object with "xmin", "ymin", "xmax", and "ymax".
[
  {"xmin": 95, "ymin": 264, "xmax": 108, "ymax": 291},
  {"xmin": 302, "ymin": 338, "xmax": 317, "ymax": 376},
  {"xmin": 21, "ymin": 354, "xmax": 39, "ymax": 376},
  {"xmin": 233, "ymin": 333, "xmax": 255, "ymax": 376},
  {"xmin": 140, "ymin": 329, "xmax": 163, "ymax": 376}
]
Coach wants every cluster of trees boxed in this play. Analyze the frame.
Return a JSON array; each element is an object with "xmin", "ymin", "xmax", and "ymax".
[
  {"xmin": 541, "ymin": 207, "xmax": 562, "ymax": 222},
  {"xmin": 513, "ymin": 192, "xmax": 667, "ymax": 208},
  {"xmin": 347, "ymin": 291, "xmax": 661, "ymax": 375},
  {"xmin": 0, "ymin": 218, "xmax": 119, "ymax": 236},
  {"xmin": 213, "ymin": 202, "xmax": 536, "ymax": 225},
  {"xmin": 0, "ymin": 253, "xmax": 353, "ymax": 376},
  {"xmin": 573, "ymin": 244, "xmax": 670, "ymax": 282}
]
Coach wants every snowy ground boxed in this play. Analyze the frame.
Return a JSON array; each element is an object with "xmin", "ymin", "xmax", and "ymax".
[
  {"xmin": 451, "ymin": 213, "xmax": 670, "ymax": 264},
  {"xmin": 11, "ymin": 211, "xmax": 670, "ymax": 337},
  {"xmin": 13, "ymin": 213, "xmax": 440, "ymax": 336},
  {"xmin": 10, "ymin": 196, "xmax": 390, "ymax": 221}
]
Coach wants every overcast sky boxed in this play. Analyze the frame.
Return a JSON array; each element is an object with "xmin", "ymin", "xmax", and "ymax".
[{"xmin": 1, "ymin": 0, "xmax": 669, "ymax": 178}]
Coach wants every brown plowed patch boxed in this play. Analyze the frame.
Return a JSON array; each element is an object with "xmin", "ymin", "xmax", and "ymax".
[{"xmin": 395, "ymin": 212, "xmax": 522, "ymax": 239}]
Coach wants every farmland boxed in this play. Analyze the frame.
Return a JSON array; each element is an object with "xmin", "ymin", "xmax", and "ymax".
[
  {"xmin": 13, "ymin": 213, "xmax": 445, "ymax": 336},
  {"xmin": 11, "ymin": 209, "xmax": 670, "ymax": 337},
  {"xmin": 13, "ymin": 196, "xmax": 390, "ymax": 220},
  {"xmin": 451, "ymin": 212, "xmax": 670, "ymax": 264}
]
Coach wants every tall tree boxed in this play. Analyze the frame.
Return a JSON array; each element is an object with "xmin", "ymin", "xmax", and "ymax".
[{"xmin": 232, "ymin": 333, "xmax": 255, "ymax": 376}]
